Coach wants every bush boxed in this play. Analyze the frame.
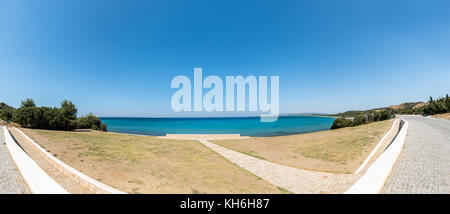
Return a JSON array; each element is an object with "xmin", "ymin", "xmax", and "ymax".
[
  {"xmin": 77, "ymin": 113, "xmax": 107, "ymax": 131},
  {"xmin": 100, "ymin": 123, "xmax": 107, "ymax": 131},
  {"xmin": 331, "ymin": 108, "xmax": 394, "ymax": 130},
  {"xmin": 331, "ymin": 118, "xmax": 353, "ymax": 129},
  {"xmin": 353, "ymin": 115, "xmax": 367, "ymax": 126},
  {"xmin": 379, "ymin": 109, "xmax": 393, "ymax": 120}
]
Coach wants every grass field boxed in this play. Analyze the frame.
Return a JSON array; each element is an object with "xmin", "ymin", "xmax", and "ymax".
[
  {"xmin": 212, "ymin": 119, "xmax": 394, "ymax": 174},
  {"xmin": 20, "ymin": 129, "xmax": 285, "ymax": 194}
]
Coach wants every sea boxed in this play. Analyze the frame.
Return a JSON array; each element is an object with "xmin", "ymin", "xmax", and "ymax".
[{"xmin": 100, "ymin": 116, "xmax": 336, "ymax": 137}]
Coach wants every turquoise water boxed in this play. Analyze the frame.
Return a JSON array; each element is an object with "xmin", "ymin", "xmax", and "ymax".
[{"xmin": 100, "ymin": 116, "xmax": 336, "ymax": 137}]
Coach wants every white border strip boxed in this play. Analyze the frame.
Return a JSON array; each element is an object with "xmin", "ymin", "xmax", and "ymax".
[
  {"xmin": 13, "ymin": 128, "xmax": 126, "ymax": 194},
  {"xmin": 2, "ymin": 126, "xmax": 68, "ymax": 194},
  {"xmin": 345, "ymin": 120, "xmax": 408, "ymax": 194},
  {"xmin": 354, "ymin": 119, "xmax": 399, "ymax": 174}
]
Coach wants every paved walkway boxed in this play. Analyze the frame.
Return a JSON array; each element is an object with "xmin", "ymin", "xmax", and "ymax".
[
  {"xmin": 0, "ymin": 126, "xmax": 29, "ymax": 194},
  {"xmin": 383, "ymin": 116, "xmax": 450, "ymax": 193},
  {"xmin": 198, "ymin": 139, "xmax": 358, "ymax": 194}
]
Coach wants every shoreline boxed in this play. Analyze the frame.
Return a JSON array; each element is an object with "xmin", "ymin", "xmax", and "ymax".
[
  {"xmin": 281, "ymin": 114, "xmax": 338, "ymax": 118},
  {"xmin": 104, "ymin": 128, "xmax": 334, "ymax": 138}
]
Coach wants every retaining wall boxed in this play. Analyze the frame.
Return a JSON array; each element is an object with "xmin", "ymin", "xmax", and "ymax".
[
  {"xmin": 2, "ymin": 126, "xmax": 68, "ymax": 194},
  {"xmin": 345, "ymin": 119, "xmax": 408, "ymax": 194}
]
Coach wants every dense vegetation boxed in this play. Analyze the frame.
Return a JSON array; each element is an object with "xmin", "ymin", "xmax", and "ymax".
[
  {"xmin": 331, "ymin": 94, "xmax": 450, "ymax": 130},
  {"xmin": 394, "ymin": 95, "xmax": 450, "ymax": 115},
  {"xmin": 0, "ymin": 98, "xmax": 107, "ymax": 131},
  {"xmin": 331, "ymin": 109, "xmax": 394, "ymax": 129}
]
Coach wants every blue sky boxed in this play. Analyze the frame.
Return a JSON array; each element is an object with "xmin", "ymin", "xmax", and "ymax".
[{"xmin": 1, "ymin": 0, "xmax": 450, "ymax": 117}]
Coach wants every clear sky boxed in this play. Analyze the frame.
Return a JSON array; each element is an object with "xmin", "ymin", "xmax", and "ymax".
[{"xmin": 1, "ymin": 0, "xmax": 450, "ymax": 117}]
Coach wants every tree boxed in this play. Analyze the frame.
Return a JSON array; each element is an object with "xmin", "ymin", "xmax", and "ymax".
[
  {"xmin": 424, "ymin": 97, "xmax": 437, "ymax": 115},
  {"xmin": 446, "ymin": 94, "xmax": 450, "ymax": 112},
  {"xmin": 434, "ymin": 100, "xmax": 447, "ymax": 114},
  {"xmin": 0, "ymin": 107, "xmax": 14, "ymax": 121},
  {"xmin": 59, "ymin": 100, "xmax": 77, "ymax": 130},
  {"xmin": 13, "ymin": 106, "xmax": 36, "ymax": 128},
  {"xmin": 21, "ymin": 98, "xmax": 36, "ymax": 108},
  {"xmin": 60, "ymin": 100, "xmax": 77, "ymax": 120},
  {"xmin": 48, "ymin": 108, "xmax": 66, "ymax": 130}
]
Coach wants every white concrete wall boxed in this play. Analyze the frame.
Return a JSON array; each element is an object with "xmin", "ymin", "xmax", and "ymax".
[
  {"xmin": 2, "ymin": 126, "xmax": 68, "ymax": 194},
  {"xmin": 354, "ymin": 118, "xmax": 399, "ymax": 174},
  {"xmin": 345, "ymin": 120, "xmax": 409, "ymax": 194}
]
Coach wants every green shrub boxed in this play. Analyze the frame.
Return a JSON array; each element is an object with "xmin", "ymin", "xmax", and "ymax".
[
  {"xmin": 331, "ymin": 118, "xmax": 353, "ymax": 129},
  {"xmin": 100, "ymin": 123, "xmax": 107, "ymax": 131},
  {"xmin": 353, "ymin": 115, "xmax": 366, "ymax": 126},
  {"xmin": 77, "ymin": 113, "xmax": 107, "ymax": 131},
  {"xmin": 331, "ymin": 108, "xmax": 394, "ymax": 130}
]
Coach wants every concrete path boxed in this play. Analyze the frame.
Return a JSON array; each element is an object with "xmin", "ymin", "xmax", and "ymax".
[
  {"xmin": 383, "ymin": 116, "xmax": 450, "ymax": 193},
  {"xmin": 198, "ymin": 139, "xmax": 358, "ymax": 194},
  {"xmin": 0, "ymin": 126, "xmax": 29, "ymax": 194}
]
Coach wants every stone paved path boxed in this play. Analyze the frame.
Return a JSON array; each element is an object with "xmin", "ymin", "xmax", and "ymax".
[
  {"xmin": 198, "ymin": 139, "xmax": 359, "ymax": 194},
  {"xmin": 383, "ymin": 116, "xmax": 450, "ymax": 193},
  {"xmin": 0, "ymin": 126, "xmax": 29, "ymax": 194}
]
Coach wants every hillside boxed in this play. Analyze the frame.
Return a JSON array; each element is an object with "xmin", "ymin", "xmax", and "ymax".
[
  {"xmin": 334, "ymin": 102, "xmax": 427, "ymax": 118},
  {"xmin": 389, "ymin": 102, "xmax": 425, "ymax": 110}
]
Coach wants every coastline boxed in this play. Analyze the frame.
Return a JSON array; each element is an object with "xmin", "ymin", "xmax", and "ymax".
[
  {"xmin": 99, "ymin": 114, "xmax": 338, "ymax": 119},
  {"xmin": 4, "ymin": 118, "xmax": 395, "ymax": 194},
  {"xmin": 104, "ymin": 127, "xmax": 333, "ymax": 138}
]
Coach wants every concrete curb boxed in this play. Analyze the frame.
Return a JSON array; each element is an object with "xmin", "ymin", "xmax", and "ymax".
[
  {"xmin": 345, "ymin": 119, "xmax": 409, "ymax": 194},
  {"xmin": 13, "ymin": 128, "xmax": 126, "ymax": 194},
  {"xmin": 2, "ymin": 126, "xmax": 68, "ymax": 194},
  {"xmin": 354, "ymin": 119, "xmax": 399, "ymax": 174}
]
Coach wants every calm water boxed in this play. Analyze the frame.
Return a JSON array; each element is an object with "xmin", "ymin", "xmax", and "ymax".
[{"xmin": 100, "ymin": 116, "xmax": 336, "ymax": 137}]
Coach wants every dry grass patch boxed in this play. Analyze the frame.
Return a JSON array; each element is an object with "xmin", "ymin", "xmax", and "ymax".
[
  {"xmin": 21, "ymin": 129, "xmax": 284, "ymax": 194},
  {"xmin": 212, "ymin": 119, "xmax": 394, "ymax": 174},
  {"xmin": 431, "ymin": 113, "xmax": 450, "ymax": 120}
]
